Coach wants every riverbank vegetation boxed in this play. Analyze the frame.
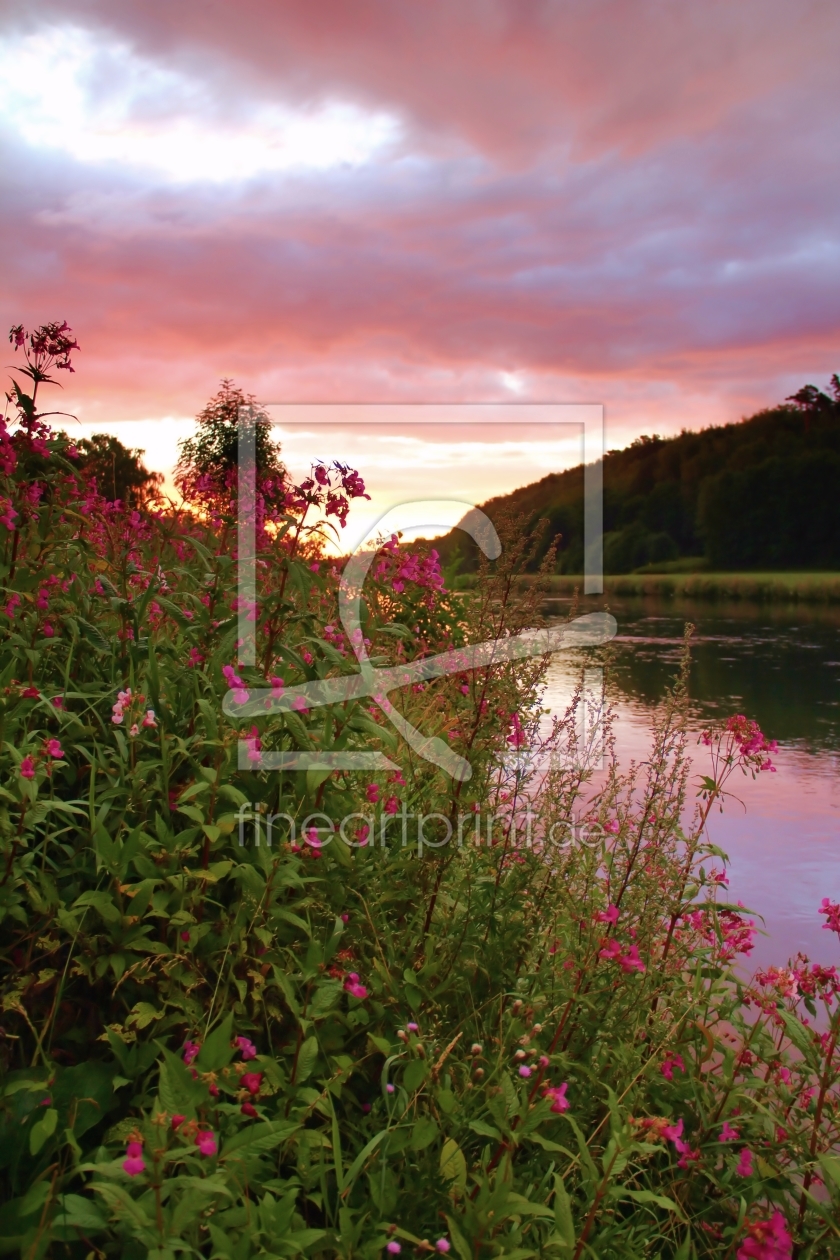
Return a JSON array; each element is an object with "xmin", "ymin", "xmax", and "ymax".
[
  {"xmin": 2, "ymin": 325, "xmax": 840, "ymax": 1258},
  {"xmin": 505, "ymin": 573, "xmax": 840, "ymax": 605},
  {"xmin": 440, "ymin": 377, "xmax": 840, "ymax": 577}
]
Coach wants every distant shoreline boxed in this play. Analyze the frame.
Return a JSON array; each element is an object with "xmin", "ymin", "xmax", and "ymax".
[{"xmin": 454, "ymin": 571, "xmax": 840, "ymax": 603}]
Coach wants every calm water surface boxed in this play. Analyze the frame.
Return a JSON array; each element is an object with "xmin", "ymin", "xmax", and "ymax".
[{"xmin": 543, "ymin": 596, "xmax": 840, "ymax": 969}]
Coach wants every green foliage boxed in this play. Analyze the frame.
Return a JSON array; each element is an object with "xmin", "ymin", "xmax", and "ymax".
[
  {"xmin": 73, "ymin": 434, "xmax": 163, "ymax": 508},
  {"xmin": 1, "ymin": 348, "xmax": 839, "ymax": 1258},
  {"xmin": 439, "ymin": 376, "xmax": 840, "ymax": 574},
  {"xmin": 173, "ymin": 379, "xmax": 285, "ymax": 505}
]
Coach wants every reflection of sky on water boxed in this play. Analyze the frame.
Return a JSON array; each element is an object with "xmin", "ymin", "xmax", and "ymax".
[{"xmin": 542, "ymin": 597, "xmax": 840, "ymax": 970}]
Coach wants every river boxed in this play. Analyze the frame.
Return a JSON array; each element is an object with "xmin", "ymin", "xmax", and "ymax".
[{"xmin": 543, "ymin": 595, "xmax": 840, "ymax": 970}]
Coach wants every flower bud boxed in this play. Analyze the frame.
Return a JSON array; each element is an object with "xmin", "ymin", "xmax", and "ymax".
[{"xmin": 470, "ymin": 1043, "xmax": 483, "ymax": 1057}]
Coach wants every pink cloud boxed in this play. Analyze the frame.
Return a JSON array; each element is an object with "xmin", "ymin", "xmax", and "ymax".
[{"xmin": 1, "ymin": 0, "xmax": 838, "ymax": 474}]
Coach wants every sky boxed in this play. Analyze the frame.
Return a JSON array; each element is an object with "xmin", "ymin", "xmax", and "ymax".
[{"xmin": 2, "ymin": 0, "xmax": 839, "ymax": 502}]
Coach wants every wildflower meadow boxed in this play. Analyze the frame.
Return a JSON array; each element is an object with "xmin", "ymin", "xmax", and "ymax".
[{"xmin": 1, "ymin": 323, "xmax": 839, "ymax": 1258}]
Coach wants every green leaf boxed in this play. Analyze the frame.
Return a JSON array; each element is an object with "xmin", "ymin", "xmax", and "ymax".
[
  {"xmin": 443, "ymin": 1216, "xmax": 473, "ymax": 1260},
  {"xmin": 54, "ymin": 1193, "xmax": 107, "ymax": 1233},
  {"xmin": 72, "ymin": 890, "xmax": 121, "ymax": 924},
  {"xmin": 404, "ymin": 1060, "xmax": 427, "ymax": 1093},
  {"xmin": 469, "ymin": 1119, "xmax": 502, "ymax": 1140},
  {"xmin": 553, "ymin": 1173, "xmax": 575, "ymax": 1248},
  {"xmin": 222, "ymin": 1120, "xmax": 299, "ymax": 1158},
  {"xmin": 75, "ymin": 618, "xmax": 110, "ymax": 652},
  {"xmin": 156, "ymin": 1045, "xmax": 203, "ymax": 1115},
  {"xmin": 197, "ymin": 1013, "xmax": 235, "ymax": 1072},
  {"xmin": 818, "ymin": 1153, "xmax": 840, "ymax": 1192},
  {"xmin": 30, "ymin": 1106, "xmax": 58, "ymax": 1155},
  {"xmin": 776, "ymin": 1008, "xmax": 814, "ymax": 1060},
  {"xmin": 440, "ymin": 1139, "xmax": 467, "ymax": 1193},
  {"xmin": 410, "ymin": 1116, "xmax": 439, "ymax": 1151},
  {"xmin": 295, "ymin": 1036, "xmax": 319, "ymax": 1083},
  {"xmin": 615, "ymin": 1188, "xmax": 688, "ymax": 1222}
]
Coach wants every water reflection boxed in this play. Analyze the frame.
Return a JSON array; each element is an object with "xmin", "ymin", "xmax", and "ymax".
[{"xmin": 543, "ymin": 595, "xmax": 840, "ymax": 969}]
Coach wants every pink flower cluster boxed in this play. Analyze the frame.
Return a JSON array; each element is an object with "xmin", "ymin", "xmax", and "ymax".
[
  {"xmin": 543, "ymin": 1082, "xmax": 570, "ymax": 1113},
  {"xmin": 736, "ymin": 1211, "xmax": 792, "ymax": 1259},
  {"xmin": 819, "ymin": 897, "xmax": 840, "ymax": 937},
  {"xmin": 111, "ymin": 687, "xmax": 156, "ymax": 736},
  {"xmin": 598, "ymin": 937, "xmax": 646, "ymax": 973},
  {"xmin": 659, "ymin": 1053, "xmax": 685, "ymax": 1082},
  {"xmin": 343, "ymin": 972, "xmax": 369, "ymax": 999},
  {"xmin": 372, "ymin": 533, "xmax": 445, "ymax": 600},
  {"xmin": 222, "ymin": 664, "xmax": 249, "ymax": 706},
  {"xmin": 19, "ymin": 737, "xmax": 64, "ymax": 780},
  {"xmin": 662, "ymin": 1117, "xmax": 699, "ymax": 1169},
  {"xmin": 122, "ymin": 1140, "xmax": 145, "ymax": 1176},
  {"xmin": 506, "ymin": 712, "xmax": 527, "ymax": 748}
]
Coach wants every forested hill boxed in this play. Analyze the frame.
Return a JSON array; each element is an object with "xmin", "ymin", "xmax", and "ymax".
[{"xmin": 443, "ymin": 377, "xmax": 840, "ymax": 574}]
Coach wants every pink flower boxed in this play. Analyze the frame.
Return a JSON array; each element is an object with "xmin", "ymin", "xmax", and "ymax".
[
  {"xmin": 387, "ymin": 1243, "xmax": 401, "ymax": 1255},
  {"xmin": 662, "ymin": 1118, "xmax": 684, "ymax": 1144},
  {"xmin": 518, "ymin": 1064, "xmax": 532, "ymax": 1078},
  {"xmin": 44, "ymin": 738, "xmax": 63, "ymax": 758},
  {"xmin": 195, "ymin": 1130, "xmax": 217, "ymax": 1157},
  {"xmin": 171, "ymin": 1114, "xmax": 186, "ymax": 1130},
  {"xmin": 407, "ymin": 1022, "xmax": 419, "ymax": 1032},
  {"xmin": 598, "ymin": 938, "xmax": 622, "ymax": 963},
  {"xmin": 344, "ymin": 972, "xmax": 369, "ymax": 999},
  {"xmin": 366, "ymin": 783, "xmax": 380, "ymax": 804},
  {"xmin": 340, "ymin": 913, "xmax": 349, "ymax": 924},
  {"xmin": 736, "ymin": 1147, "xmax": 754, "ymax": 1177},
  {"xmin": 660, "ymin": 1053, "xmax": 685, "ymax": 1082},
  {"xmin": 20, "ymin": 756, "xmax": 35, "ymax": 779},
  {"xmin": 270, "ymin": 675, "xmax": 284, "ymax": 700},
  {"xmin": 720, "ymin": 1121, "xmax": 740, "ymax": 1142},
  {"xmin": 544, "ymin": 1083, "xmax": 569, "ymax": 1113},
  {"xmin": 819, "ymin": 898, "xmax": 840, "ymax": 936},
  {"xmin": 595, "ymin": 905, "xmax": 619, "ymax": 925},
  {"xmin": 241, "ymin": 1072, "xmax": 262, "ymax": 1096},
  {"xmin": 142, "ymin": 709, "xmax": 157, "ymax": 728},
  {"xmin": 436, "ymin": 1240, "xmax": 451, "ymax": 1254},
  {"xmin": 235, "ymin": 1036, "xmax": 257, "ymax": 1060},
  {"xmin": 222, "ymin": 664, "xmax": 249, "ymax": 706},
  {"xmin": 20, "ymin": 684, "xmax": 39, "ymax": 698},
  {"xmin": 42, "ymin": 623, "xmax": 54, "ymax": 638},
  {"xmin": 129, "ymin": 724, "xmax": 139, "ymax": 737},
  {"xmin": 122, "ymin": 1140, "xmax": 145, "ymax": 1176},
  {"xmin": 241, "ymin": 1101, "xmax": 258, "ymax": 1118},
  {"xmin": 183, "ymin": 1040, "xmax": 200, "ymax": 1066},
  {"xmin": 736, "ymin": 1211, "xmax": 792, "ymax": 1260},
  {"xmin": 244, "ymin": 725, "xmax": 262, "ymax": 764},
  {"xmin": 383, "ymin": 795, "xmax": 399, "ymax": 815},
  {"xmin": 386, "ymin": 1083, "xmax": 395, "ymax": 1093},
  {"xmin": 539, "ymin": 1055, "xmax": 550, "ymax": 1068},
  {"xmin": 619, "ymin": 945, "xmax": 646, "ymax": 974},
  {"xmin": 292, "ymin": 695, "xmax": 308, "ymax": 712},
  {"xmin": 604, "ymin": 819, "xmax": 620, "ymax": 834}
]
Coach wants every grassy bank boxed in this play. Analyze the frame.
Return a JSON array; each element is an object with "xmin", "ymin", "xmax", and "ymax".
[{"xmin": 504, "ymin": 571, "xmax": 840, "ymax": 603}]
